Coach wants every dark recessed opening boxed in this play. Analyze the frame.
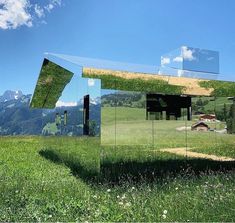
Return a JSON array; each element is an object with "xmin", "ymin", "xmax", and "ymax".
[{"xmin": 146, "ymin": 94, "xmax": 192, "ymax": 120}]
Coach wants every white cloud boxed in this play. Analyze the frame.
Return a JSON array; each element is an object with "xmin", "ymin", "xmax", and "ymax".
[
  {"xmin": 88, "ymin": 78, "xmax": 95, "ymax": 87},
  {"xmin": 207, "ymin": 56, "xmax": 214, "ymax": 61},
  {"xmin": 161, "ymin": 56, "xmax": 170, "ymax": 66},
  {"xmin": 177, "ymin": 69, "xmax": 184, "ymax": 77},
  {"xmin": 173, "ymin": 56, "xmax": 183, "ymax": 63},
  {"xmin": 44, "ymin": 3, "xmax": 54, "ymax": 12},
  {"xmin": 34, "ymin": 4, "xmax": 44, "ymax": 18},
  {"xmin": 45, "ymin": 0, "xmax": 61, "ymax": 12},
  {"xmin": 0, "ymin": 0, "xmax": 32, "ymax": 29},
  {"xmin": 0, "ymin": 0, "xmax": 62, "ymax": 30},
  {"xmin": 56, "ymin": 100, "xmax": 77, "ymax": 107},
  {"xmin": 181, "ymin": 46, "xmax": 195, "ymax": 61}
]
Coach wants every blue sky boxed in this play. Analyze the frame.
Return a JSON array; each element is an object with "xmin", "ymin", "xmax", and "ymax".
[{"xmin": 1, "ymin": 0, "xmax": 235, "ymax": 95}]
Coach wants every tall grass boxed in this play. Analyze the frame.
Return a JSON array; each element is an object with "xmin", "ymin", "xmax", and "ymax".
[{"xmin": 0, "ymin": 136, "xmax": 235, "ymax": 221}]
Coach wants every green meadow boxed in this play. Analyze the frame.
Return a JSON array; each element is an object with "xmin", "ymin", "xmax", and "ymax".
[
  {"xmin": 0, "ymin": 136, "xmax": 235, "ymax": 222},
  {"xmin": 0, "ymin": 106, "xmax": 235, "ymax": 221},
  {"xmin": 101, "ymin": 107, "xmax": 234, "ymax": 152}
]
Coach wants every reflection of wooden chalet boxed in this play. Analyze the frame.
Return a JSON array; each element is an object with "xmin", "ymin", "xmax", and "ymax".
[
  {"xmin": 191, "ymin": 121, "xmax": 209, "ymax": 132},
  {"xmin": 200, "ymin": 114, "xmax": 216, "ymax": 122}
]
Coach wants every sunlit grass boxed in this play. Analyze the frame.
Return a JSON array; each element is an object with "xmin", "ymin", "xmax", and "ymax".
[{"xmin": 0, "ymin": 136, "xmax": 235, "ymax": 221}]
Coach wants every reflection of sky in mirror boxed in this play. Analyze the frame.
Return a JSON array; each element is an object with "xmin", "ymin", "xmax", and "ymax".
[
  {"xmin": 56, "ymin": 76, "xmax": 101, "ymax": 107},
  {"xmin": 160, "ymin": 46, "xmax": 220, "ymax": 79},
  {"xmin": 183, "ymin": 47, "xmax": 219, "ymax": 74},
  {"xmin": 48, "ymin": 51, "xmax": 220, "ymax": 81},
  {"xmin": 47, "ymin": 52, "xmax": 157, "ymax": 74}
]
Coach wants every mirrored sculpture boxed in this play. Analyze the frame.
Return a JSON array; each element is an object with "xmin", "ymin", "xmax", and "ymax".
[{"xmin": 30, "ymin": 48, "xmax": 235, "ymax": 178}]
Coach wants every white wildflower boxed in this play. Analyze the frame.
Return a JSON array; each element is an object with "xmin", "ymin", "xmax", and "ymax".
[
  {"xmin": 118, "ymin": 201, "xmax": 124, "ymax": 205},
  {"xmin": 121, "ymin": 194, "xmax": 126, "ymax": 199}
]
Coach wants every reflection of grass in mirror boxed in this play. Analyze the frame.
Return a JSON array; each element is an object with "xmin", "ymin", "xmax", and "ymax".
[
  {"xmin": 101, "ymin": 107, "xmax": 231, "ymax": 149},
  {"xmin": 199, "ymin": 80, "xmax": 235, "ymax": 97},
  {"xmin": 83, "ymin": 73, "xmax": 185, "ymax": 94},
  {"xmin": 30, "ymin": 59, "xmax": 73, "ymax": 108}
]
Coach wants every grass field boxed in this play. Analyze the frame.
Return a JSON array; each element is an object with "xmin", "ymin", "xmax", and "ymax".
[
  {"xmin": 101, "ymin": 107, "xmax": 234, "ymax": 150},
  {"xmin": 0, "ymin": 134, "xmax": 235, "ymax": 222},
  {"xmin": 0, "ymin": 107, "xmax": 235, "ymax": 221}
]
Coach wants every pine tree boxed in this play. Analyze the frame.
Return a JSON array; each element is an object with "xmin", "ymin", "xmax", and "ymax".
[
  {"xmin": 227, "ymin": 100, "xmax": 235, "ymax": 134},
  {"xmin": 223, "ymin": 103, "xmax": 227, "ymax": 121}
]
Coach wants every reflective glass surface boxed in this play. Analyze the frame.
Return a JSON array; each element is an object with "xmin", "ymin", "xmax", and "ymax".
[
  {"xmin": 37, "ymin": 60, "xmax": 101, "ymax": 176},
  {"xmin": 30, "ymin": 55, "xmax": 235, "ymax": 179},
  {"xmin": 161, "ymin": 46, "xmax": 219, "ymax": 75}
]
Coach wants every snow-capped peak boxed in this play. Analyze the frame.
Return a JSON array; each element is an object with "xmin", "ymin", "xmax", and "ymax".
[{"xmin": 0, "ymin": 90, "xmax": 23, "ymax": 103}]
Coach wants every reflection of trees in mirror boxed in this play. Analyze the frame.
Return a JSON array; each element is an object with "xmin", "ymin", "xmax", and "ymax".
[
  {"xmin": 199, "ymin": 80, "xmax": 235, "ymax": 97},
  {"xmin": 89, "ymin": 120, "xmax": 98, "ymax": 136},
  {"xmin": 101, "ymin": 92, "xmax": 145, "ymax": 108},
  {"xmin": 227, "ymin": 101, "xmax": 235, "ymax": 134}
]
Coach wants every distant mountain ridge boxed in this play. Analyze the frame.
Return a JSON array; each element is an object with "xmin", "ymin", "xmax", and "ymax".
[
  {"xmin": 0, "ymin": 90, "xmax": 101, "ymax": 136},
  {"xmin": 0, "ymin": 90, "xmax": 23, "ymax": 102}
]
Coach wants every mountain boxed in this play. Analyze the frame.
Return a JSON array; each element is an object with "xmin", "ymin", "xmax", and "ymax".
[
  {"xmin": 0, "ymin": 90, "xmax": 23, "ymax": 102},
  {"xmin": 0, "ymin": 93, "xmax": 43, "ymax": 135},
  {"xmin": 76, "ymin": 97, "xmax": 101, "ymax": 106},
  {"xmin": 0, "ymin": 90, "xmax": 101, "ymax": 136}
]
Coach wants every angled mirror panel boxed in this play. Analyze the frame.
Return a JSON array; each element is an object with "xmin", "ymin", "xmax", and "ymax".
[
  {"xmin": 161, "ymin": 47, "xmax": 219, "ymax": 75},
  {"xmin": 183, "ymin": 47, "xmax": 219, "ymax": 74},
  {"xmin": 161, "ymin": 47, "xmax": 182, "ymax": 70},
  {"xmin": 39, "ymin": 62, "xmax": 101, "ymax": 178},
  {"xmin": 83, "ymin": 66, "xmax": 235, "ymax": 97},
  {"xmin": 30, "ymin": 59, "xmax": 74, "ymax": 109}
]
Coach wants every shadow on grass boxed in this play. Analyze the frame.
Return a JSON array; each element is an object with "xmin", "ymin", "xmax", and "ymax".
[
  {"xmin": 39, "ymin": 149, "xmax": 99, "ymax": 181},
  {"xmin": 39, "ymin": 149, "xmax": 235, "ymax": 185},
  {"xmin": 101, "ymin": 159, "xmax": 235, "ymax": 185}
]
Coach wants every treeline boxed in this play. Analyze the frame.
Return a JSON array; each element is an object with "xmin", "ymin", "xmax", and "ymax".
[{"xmin": 101, "ymin": 92, "xmax": 146, "ymax": 108}]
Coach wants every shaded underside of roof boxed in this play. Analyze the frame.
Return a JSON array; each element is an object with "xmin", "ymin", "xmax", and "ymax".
[{"xmin": 30, "ymin": 59, "xmax": 74, "ymax": 109}]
